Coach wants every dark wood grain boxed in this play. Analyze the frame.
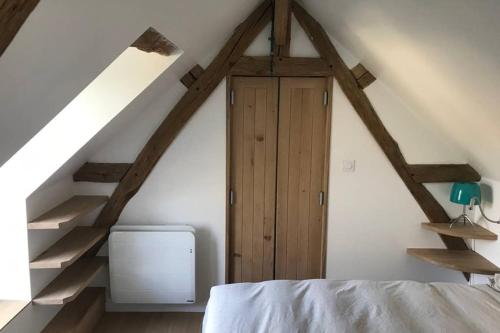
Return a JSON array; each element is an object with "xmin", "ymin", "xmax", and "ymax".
[
  {"xmin": 180, "ymin": 64, "xmax": 205, "ymax": 88},
  {"xmin": 0, "ymin": 0, "xmax": 40, "ymax": 57},
  {"xmin": 231, "ymin": 56, "xmax": 333, "ymax": 77},
  {"xmin": 351, "ymin": 63, "xmax": 376, "ymax": 89},
  {"xmin": 73, "ymin": 163, "xmax": 131, "ymax": 183},
  {"xmin": 95, "ymin": 1, "xmax": 272, "ymax": 229},
  {"xmin": 131, "ymin": 27, "xmax": 177, "ymax": 56},
  {"xmin": 292, "ymin": 2, "xmax": 470, "ymax": 260},
  {"xmin": 408, "ymin": 164, "xmax": 481, "ymax": 183},
  {"xmin": 274, "ymin": 0, "xmax": 291, "ymax": 56}
]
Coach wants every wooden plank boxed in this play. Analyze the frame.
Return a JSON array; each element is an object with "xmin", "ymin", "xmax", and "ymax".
[
  {"xmin": 0, "ymin": 0, "xmax": 40, "ymax": 57},
  {"xmin": 41, "ymin": 287, "xmax": 105, "ymax": 333},
  {"xmin": 421, "ymin": 223, "xmax": 497, "ymax": 241},
  {"xmin": 33, "ymin": 257, "xmax": 106, "ymax": 305},
  {"xmin": 0, "ymin": 300, "xmax": 29, "ymax": 331},
  {"xmin": 407, "ymin": 248, "xmax": 500, "ymax": 275},
  {"xmin": 351, "ymin": 63, "xmax": 376, "ymax": 89},
  {"xmin": 28, "ymin": 196, "xmax": 108, "ymax": 230},
  {"xmin": 73, "ymin": 163, "xmax": 131, "ymax": 183},
  {"xmin": 231, "ymin": 56, "xmax": 333, "ymax": 77},
  {"xmin": 94, "ymin": 0, "xmax": 272, "ymax": 230},
  {"xmin": 274, "ymin": 0, "xmax": 291, "ymax": 55},
  {"xmin": 30, "ymin": 227, "xmax": 107, "ymax": 269},
  {"xmin": 131, "ymin": 27, "xmax": 177, "ymax": 56},
  {"xmin": 292, "ymin": 1, "xmax": 470, "ymax": 259},
  {"xmin": 408, "ymin": 164, "xmax": 481, "ymax": 183}
]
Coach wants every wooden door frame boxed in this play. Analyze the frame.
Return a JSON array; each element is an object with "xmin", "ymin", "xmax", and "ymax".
[{"xmin": 225, "ymin": 75, "xmax": 333, "ymax": 283}]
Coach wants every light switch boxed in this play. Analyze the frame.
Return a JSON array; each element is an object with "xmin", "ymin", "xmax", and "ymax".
[{"xmin": 342, "ymin": 160, "xmax": 356, "ymax": 172}]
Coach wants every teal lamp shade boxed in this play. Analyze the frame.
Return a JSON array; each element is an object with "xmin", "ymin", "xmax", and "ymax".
[{"xmin": 450, "ymin": 182, "xmax": 481, "ymax": 205}]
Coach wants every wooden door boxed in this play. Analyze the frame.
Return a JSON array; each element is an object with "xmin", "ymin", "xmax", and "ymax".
[
  {"xmin": 228, "ymin": 77, "xmax": 279, "ymax": 283},
  {"xmin": 275, "ymin": 77, "xmax": 330, "ymax": 280}
]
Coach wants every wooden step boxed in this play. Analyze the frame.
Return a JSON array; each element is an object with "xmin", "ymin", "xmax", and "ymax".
[
  {"xmin": 30, "ymin": 227, "xmax": 107, "ymax": 269},
  {"xmin": 422, "ymin": 223, "xmax": 497, "ymax": 241},
  {"xmin": 28, "ymin": 196, "xmax": 108, "ymax": 230},
  {"xmin": 42, "ymin": 287, "xmax": 105, "ymax": 333},
  {"xmin": 407, "ymin": 248, "xmax": 500, "ymax": 275},
  {"xmin": 73, "ymin": 163, "xmax": 132, "ymax": 183},
  {"xmin": 33, "ymin": 257, "xmax": 106, "ymax": 305}
]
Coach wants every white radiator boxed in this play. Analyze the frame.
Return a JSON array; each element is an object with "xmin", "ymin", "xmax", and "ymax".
[{"xmin": 109, "ymin": 225, "xmax": 195, "ymax": 304}]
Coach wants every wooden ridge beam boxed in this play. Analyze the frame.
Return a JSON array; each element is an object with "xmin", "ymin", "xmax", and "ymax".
[
  {"xmin": 291, "ymin": 1, "xmax": 470, "ymax": 269},
  {"xmin": 231, "ymin": 56, "xmax": 333, "ymax": 77},
  {"xmin": 73, "ymin": 163, "xmax": 132, "ymax": 183},
  {"xmin": 0, "ymin": 0, "xmax": 40, "ymax": 57},
  {"xmin": 94, "ymin": 0, "xmax": 273, "ymax": 229},
  {"xmin": 180, "ymin": 64, "xmax": 205, "ymax": 88},
  {"xmin": 351, "ymin": 63, "xmax": 376, "ymax": 89},
  {"xmin": 274, "ymin": 0, "xmax": 291, "ymax": 56},
  {"xmin": 408, "ymin": 164, "xmax": 481, "ymax": 183}
]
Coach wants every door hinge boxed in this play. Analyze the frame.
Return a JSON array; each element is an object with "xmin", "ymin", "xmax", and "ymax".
[
  {"xmin": 230, "ymin": 90, "xmax": 235, "ymax": 105},
  {"xmin": 319, "ymin": 191, "xmax": 325, "ymax": 206},
  {"xmin": 323, "ymin": 91, "xmax": 328, "ymax": 107},
  {"xmin": 229, "ymin": 190, "xmax": 235, "ymax": 206}
]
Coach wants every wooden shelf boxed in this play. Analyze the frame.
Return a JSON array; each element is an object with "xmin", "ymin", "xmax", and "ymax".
[
  {"xmin": 407, "ymin": 248, "xmax": 500, "ymax": 275},
  {"xmin": 30, "ymin": 227, "xmax": 107, "ymax": 269},
  {"xmin": 28, "ymin": 196, "xmax": 108, "ymax": 230},
  {"xmin": 33, "ymin": 257, "xmax": 106, "ymax": 305},
  {"xmin": 42, "ymin": 287, "xmax": 105, "ymax": 333},
  {"xmin": 421, "ymin": 223, "xmax": 497, "ymax": 241}
]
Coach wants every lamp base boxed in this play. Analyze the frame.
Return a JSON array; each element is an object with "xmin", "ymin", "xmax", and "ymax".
[{"xmin": 449, "ymin": 214, "xmax": 475, "ymax": 229}]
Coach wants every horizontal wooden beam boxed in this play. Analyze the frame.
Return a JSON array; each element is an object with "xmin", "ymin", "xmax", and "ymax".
[
  {"xmin": 351, "ymin": 63, "xmax": 376, "ymax": 89},
  {"xmin": 0, "ymin": 0, "xmax": 40, "ymax": 57},
  {"xmin": 73, "ymin": 163, "xmax": 132, "ymax": 183},
  {"xmin": 131, "ymin": 27, "xmax": 177, "ymax": 56},
  {"xmin": 231, "ymin": 56, "xmax": 333, "ymax": 77},
  {"xmin": 94, "ymin": 1, "xmax": 273, "ymax": 229},
  {"xmin": 180, "ymin": 64, "xmax": 205, "ymax": 88},
  {"xmin": 408, "ymin": 164, "xmax": 481, "ymax": 183}
]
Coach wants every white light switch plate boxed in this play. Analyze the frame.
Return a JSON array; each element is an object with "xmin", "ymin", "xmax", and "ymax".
[{"xmin": 343, "ymin": 160, "xmax": 356, "ymax": 172}]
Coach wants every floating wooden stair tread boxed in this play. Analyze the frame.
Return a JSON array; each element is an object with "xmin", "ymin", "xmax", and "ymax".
[
  {"xmin": 41, "ymin": 287, "xmax": 105, "ymax": 333},
  {"xmin": 407, "ymin": 248, "xmax": 500, "ymax": 275},
  {"xmin": 73, "ymin": 163, "xmax": 132, "ymax": 183},
  {"xmin": 30, "ymin": 227, "xmax": 107, "ymax": 269},
  {"xmin": 33, "ymin": 257, "xmax": 106, "ymax": 305},
  {"xmin": 28, "ymin": 195, "xmax": 108, "ymax": 230},
  {"xmin": 421, "ymin": 223, "xmax": 497, "ymax": 241},
  {"xmin": 407, "ymin": 164, "xmax": 480, "ymax": 183}
]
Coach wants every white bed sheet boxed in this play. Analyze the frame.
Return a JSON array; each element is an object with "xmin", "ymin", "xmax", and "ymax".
[{"xmin": 203, "ymin": 280, "xmax": 500, "ymax": 333}]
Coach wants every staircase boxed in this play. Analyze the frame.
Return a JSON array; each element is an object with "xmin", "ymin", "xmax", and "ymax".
[{"xmin": 28, "ymin": 166, "xmax": 126, "ymax": 332}]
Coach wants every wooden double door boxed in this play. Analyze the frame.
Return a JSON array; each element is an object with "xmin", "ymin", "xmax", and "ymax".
[{"xmin": 228, "ymin": 76, "xmax": 331, "ymax": 283}]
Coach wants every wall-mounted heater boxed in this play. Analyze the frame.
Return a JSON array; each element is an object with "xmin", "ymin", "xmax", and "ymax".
[{"xmin": 109, "ymin": 225, "xmax": 195, "ymax": 304}]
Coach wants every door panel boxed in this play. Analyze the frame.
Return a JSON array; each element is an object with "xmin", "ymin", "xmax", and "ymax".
[
  {"xmin": 229, "ymin": 77, "xmax": 278, "ymax": 283},
  {"xmin": 275, "ymin": 77, "xmax": 329, "ymax": 280}
]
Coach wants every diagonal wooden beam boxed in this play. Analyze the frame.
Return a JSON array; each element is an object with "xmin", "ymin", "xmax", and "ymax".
[
  {"xmin": 0, "ymin": 0, "xmax": 40, "ymax": 57},
  {"xmin": 94, "ymin": 0, "xmax": 273, "ymax": 228},
  {"xmin": 292, "ymin": 2, "xmax": 469, "ymax": 258},
  {"xmin": 274, "ymin": 0, "xmax": 291, "ymax": 56}
]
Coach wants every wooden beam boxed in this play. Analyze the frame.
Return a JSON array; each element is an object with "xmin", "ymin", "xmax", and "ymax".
[
  {"xmin": 274, "ymin": 0, "xmax": 291, "ymax": 56},
  {"xmin": 408, "ymin": 164, "xmax": 481, "ymax": 183},
  {"xmin": 180, "ymin": 64, "xmax": 205, "ymax": 88},
  {"xmin": 292, "ymin": 2, "xmax": 469, "ymax": 258},
  {"xmin": 94, "ymin": 1, "xmax": 273, "ymax": 229},
  {"xmin": 131, "ymin": 27, "xmax": 177, "ymax": 56},
  {"xmin": 73, "ymin": 163, "xmax": 132, "ymax": 183},
  {"xmin": 231, "ymin": 56, "xmax": 333, "ymax": 76},
  {"xmin": 351, "ymin": 63, "xmax": 376, "ymax": 89},
  {"xmin": 0, "ymin": 0, "xmax": 40, "ymax": 57}
]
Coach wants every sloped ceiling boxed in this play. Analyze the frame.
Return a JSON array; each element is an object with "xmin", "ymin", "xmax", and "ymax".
[
  {"xmin": 303, "ymin": 0, "xmax": 500, "ymax": 180},
  {"xmin": 1, "ymin": 0, "xmax": 499, "ymax": 182}
]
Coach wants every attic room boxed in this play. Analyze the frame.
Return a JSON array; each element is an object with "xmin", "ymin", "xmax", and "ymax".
[{"xmin": 0, "ymin": 0, "xmax": 499, "ymax": 332}]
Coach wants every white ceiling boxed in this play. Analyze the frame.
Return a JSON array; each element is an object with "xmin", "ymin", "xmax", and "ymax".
[{"xmin": 1, "ymin": 0, "xmax": 499, "ymax": 181}]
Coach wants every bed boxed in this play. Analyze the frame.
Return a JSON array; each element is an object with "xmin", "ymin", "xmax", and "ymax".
[{"xmin": 203, "ymin": 279, "xmax": 500, "ymax": 332}]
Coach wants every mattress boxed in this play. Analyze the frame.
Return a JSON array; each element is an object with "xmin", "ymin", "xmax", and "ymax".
[{"xmin": 203, "ymin": 280, "xmax": 500, "ymax": 333}]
